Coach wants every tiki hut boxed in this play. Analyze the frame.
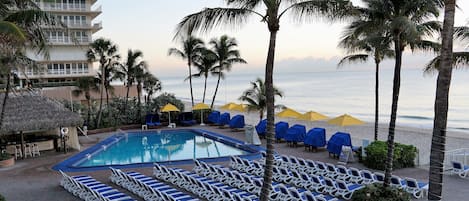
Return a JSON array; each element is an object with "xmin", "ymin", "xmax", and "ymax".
[{"xmin": 0, "ymin": 91, "xmax": 83, "ymax": 157}]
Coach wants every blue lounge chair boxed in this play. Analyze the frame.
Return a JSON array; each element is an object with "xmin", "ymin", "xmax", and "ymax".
[
  {"xmin": 405, "ymin": 178, "xmax": 428, "ymax": 199},
  {"xmin": 178, "ymin": 112, "xmax": 197, "ymax": 126},
  {"xmin": 284, "ymin": 124, "xmax": 306, "ymax": 146},
  {"xmin": 452, "ymin": 161, "xmax": 469, "ymax": 178},
  {"xmin": 207, "ymin": 111, "xmax": 220, "ymax": 124},
  {"xmin": 255, "ymin": 119, "xmax": 267, "ymax": 138},
  {"xmin": 275, "ymin": 121, "xmax": 289, "ymax": 142},
  {"xmin": 229, "ymin": 115, "xmax": 245, "ymax": 129},
  {"xmin": 217, "ymin": 112, "xmax": 231, "ymax": 127},
  {"xmin": 326, "ymin": 132, "xmax": 352, "ymax": 157},
  {"xmin": 304, "ymin": 128, "xmax": 326, "ymax": 151},
  {"xmin": 145, "ymin": 114, "xmax": 161, "ymax": 127}
]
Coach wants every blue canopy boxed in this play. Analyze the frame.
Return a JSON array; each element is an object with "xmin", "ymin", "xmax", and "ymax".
[
  {"xmin": 275, "ymin": 121, "xmax": 289, "ymax": 140},
  {"xmin": 207, "ymin": 111, "xmax": 220, "ymax": 124},
  {"xmin": 255, "ymin": 119, "xmax": 267, "ymax": 136},
  {"xmin": 327, "ymin": 132, "xmax": 352, "ymax": 156},
  {"xmin": 304, "ymin": 127, "xmax": 326, "ymax": 148},
  {"xmin": 229, "ymin": 115, "xmax": 245, "ymax": 129},
  {"xmin": 217, "ymin": 112, "xmax": 231, "ymax": 126},
  {"xmin": 284, "ymin": 124, "xmax": 306, "ymax": 142}
]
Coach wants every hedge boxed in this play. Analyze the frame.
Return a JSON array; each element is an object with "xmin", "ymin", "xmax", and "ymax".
[
  {"xmin": 0, "ymin": 194, "xmax": 5, "ymax": 201},
  {"xmin": 351, "ymin": 183, "xmax": 411, "ymax": 201},
  {"xmin": 363, "ymin": 141, "xmax": 417, "ymax": 170}
]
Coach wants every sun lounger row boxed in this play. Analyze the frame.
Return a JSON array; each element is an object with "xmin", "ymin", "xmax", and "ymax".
[
  {"xmin": 59, "ymin": 170, "xmax": 135, "ymax": 201},
  {"xmin": 153, "ymin": 163, "xmax": 259, "ymax": 201},
  {"xmin": 259, "ymin": 153, "xmax": 429, "ymax": 199},
  {"xmin": 207, "ymin": 111, "xmax": 246, "ymax": 129},
  {"xmin": 194, "ymin": 159, "xmax": 338, "ymax": 201},
  {"xmin": 109, "ymin": 167, "xmax": 198, "ymax": 201}
]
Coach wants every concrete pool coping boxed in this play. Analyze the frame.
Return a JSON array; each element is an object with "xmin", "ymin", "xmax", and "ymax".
[{"xmin": 52, "ymin": 129, "xmax": 265, "ymax": 172}]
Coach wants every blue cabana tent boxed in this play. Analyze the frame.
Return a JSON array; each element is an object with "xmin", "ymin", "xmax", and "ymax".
[
  {"xmin": 229, "ymin": 115, "xmax": 245, "ymax": 129},
  {"xmin": 275, "ymin": 121, "xmax": 289, "ymax": 141},
  {"xmin": 178, "ymin": 112, "xmax": 197, "ymax": 126},
  {"xmin": 284, "ymin": 124, "xmax": 306, "ymax": 145},
  {"xmin": 327, "ymin": 132, "xmax": 352, "ymax": 157},
  {"xmin": 217, "ymin": 112, "xmax": 231, "ymax": 127},
  {"xmin": 304, "ymin": 128, "xmax": 326, "ymax": 150},
  {"xmin": 207, "ymin": 111, "xmax": 220, "ymax": 124},
  {"xmin": 145, "ymin": 114, "xmax": 161, "ymax": 127},
  {"xmin": 255, "ymin": 119, "xmax": 267, "ymax": 137}
]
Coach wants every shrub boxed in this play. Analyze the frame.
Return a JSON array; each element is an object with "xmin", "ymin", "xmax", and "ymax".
[
  {"xmin": 363, "ymin": 141, "xmax": 417, "ymax": 170},
  {"xmin": 0, "ymin": 151, "xmax": 11, "ymax": 160},
  {"xmin": 0, "ymin": 194, "xmax": 4, "ymax": 201},
  {"xmin": 351, "ymin": 183, "xmax": 411, "ymax": 201}
]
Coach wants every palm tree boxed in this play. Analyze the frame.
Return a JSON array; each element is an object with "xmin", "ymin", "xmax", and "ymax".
[
  {"xmin": 72, "ymin": 77, "xmax": 98, "ymax": 125},
  {"xmin": 188, "ymin": 48, "xmax": 217, "ymax": 103},
  {"xmin": 174, "ymin": 1, "xmax": 352, "ymax": 199},
  {"xmin": 98, "ymin": 58, "xmax": 122, "ymax": 105},
  {"xmin": 121, "ymin": 49, "xmax": 146, "ymax": 113},
  {"xmin": 349, "ymin": 0, "xmax": 443, "ymax": 187},
  {"xmin": 87, "ymin": 38, "xmax": 119, "ymax": 128},
  {"xmin": 428, "ymin": 1, "xmax": 458, "ymax": 199},
  {"xmin": 0, "ymin": 0, "xmax": 55, "ymax": 131},
  {"xmin": 209, "ymin": 35, "xmax": 247, "ymax": 109},
  {"xmin": 143, "ymin": 72, "xmax": 162, "ymax": 103},
  {"xmin": 134, "ymin": 60, "xmax": 148, "ymax": 122},
  {"xmin": 168, "ymin": 36, "xmax": 205, "ymax": 107},
  {"xmin": 239, "ymin": 78, "xmax": 283, "ymax": 121},
  {"xmin": 338, "ymin": 32, "xmax": 394, "ymax": 141}
]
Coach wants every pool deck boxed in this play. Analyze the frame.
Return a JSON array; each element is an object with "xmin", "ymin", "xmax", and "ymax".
[{"xmin": 0, "ymin": 125, "xmax": 468, "ymax": 201}]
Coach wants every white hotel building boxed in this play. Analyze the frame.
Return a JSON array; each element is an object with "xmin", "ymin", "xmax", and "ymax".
[{"xmin": 21, "ymin": 0, "xmax": 102, "ymax": 87}]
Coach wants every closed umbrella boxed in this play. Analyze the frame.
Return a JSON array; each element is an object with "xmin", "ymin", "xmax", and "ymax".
[
  {"xmin": 193, "ymin": 103, "xmax": 210, "ymax": 126},
  {"xmin": 298, "ymin": 111, "xmax": 329, "ymax": 121},
  {"xmin": 276, "ymin": 108, "xmax": 302, "ymax": 118},
  {"xmin": 327, "ymin": 114, "xmax": 364, "ymax": 127},
  {"xmin": 161, "ymin": 103, "xmax": 180, "ymax": 126}
]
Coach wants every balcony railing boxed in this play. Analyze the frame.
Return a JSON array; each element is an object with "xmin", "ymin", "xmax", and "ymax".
[
  {"xmin": 47, "ymin": 36, "xmax": 90, "ymax": 44},
  {"xmin": 41, "ymin": 3, "xmax": 88, "ymax": 12}
]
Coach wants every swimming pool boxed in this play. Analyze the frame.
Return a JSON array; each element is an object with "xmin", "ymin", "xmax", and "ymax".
[{"xmin": 53, "ymin": 129, "xmax": 263, "ymax": 172}]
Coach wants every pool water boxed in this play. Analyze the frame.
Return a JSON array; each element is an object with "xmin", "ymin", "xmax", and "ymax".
[{"xmin": 76, "ymin": 130, "xmax": 248, "ymax": 167}]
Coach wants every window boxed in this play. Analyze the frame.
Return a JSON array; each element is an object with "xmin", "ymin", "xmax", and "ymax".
[
  {"xmin": 71, "ymin": 63, "xmax": 77, "ymax": 74},
  {"xmin": 53, "ymin": 64, "xmax": 59, "ymax": 74},
  {"xmin": 78, "ymin": 63, "xmax": 83, "ymax": 74},
  {"xmin": 83, "ymin": 63, "xmax": 89, "ymax": 73},
  {"xmin": 47, "ymin": 64, "xmax": 53, "ymax": 74},
  {"xmin": 66, "ymin": 64, "xmax": 71, "ymax": 74}
]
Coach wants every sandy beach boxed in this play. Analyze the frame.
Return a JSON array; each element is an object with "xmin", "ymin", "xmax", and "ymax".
[{"xmin": 183, "ymin": 102, "xmax": 469, "ymax": 166}]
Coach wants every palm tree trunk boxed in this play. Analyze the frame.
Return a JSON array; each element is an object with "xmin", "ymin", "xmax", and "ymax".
[
  {"xmin": 86, "ymin": 94, "xmax": 91, "ymax": 125},
  {"xmin": 374, "ymin": 60, "xmax": 380, "ymax": 141},
  {"xmin": 137, "ymin": 82, "xmax": 142, "ymax": 123},
  {"xmin": 188, "ymin": 61, "xmax": 194, "ymax": 107},
  {"xmin": 259, "ymin": 29, "xmax": 278, "ymax": 201},
  {"xmin": 383, "ymin": 37, "xmax": 402, "ymax": 187},
  {"xmin": 203, "ymin": 75, "xmax": 207, "ymax": 103},
  {"xmin": 123, "ymin": 82, "xmax": 130, "ymax": 113},
  {"xmin": 210, "ymin": 68, "xmax": 222, "ymax": 109},
  {"xmin": 105, "ymin": 85, "xmax": 109, "ymax": 105},
  {"xmin": 428, "ymin": 1, "xmax": 455, "ymax": 200},
  {"xmin": 0, "ymin": 73, "xmax": 12, "ymax": 131},
  {"xmin": 96, "ymin": 64, "xmax": 105, "ymax": 128}
]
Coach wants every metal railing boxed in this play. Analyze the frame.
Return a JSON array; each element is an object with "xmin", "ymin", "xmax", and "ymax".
[
  {"xmin": 444, "ymin": 148, "xmax": 469, "ymax": 171},
  {"xmin": 42, "ymin": 3, "xmax": 88, "ymax": 11}
]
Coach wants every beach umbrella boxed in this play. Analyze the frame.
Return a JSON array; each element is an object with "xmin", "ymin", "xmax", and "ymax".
[
  {"xmin": 231, "ymin": 104, "xmax": 246, "ymax": 112},
  {"xmin": 276, "ymin": 108, "xmax": 302, "ymax": 118},
  {"xmin": 219, "ymin": 102, "xmax": 238, "ymax": 110},
  {"xmin": 298, "ymin": 111, "xmax": 329, "ymax": 121},
  {"xmin": 161, "ymin": 103, "xmax": 180, "ymax": 126},
  {"xmin": 193, "ymin": 103, "xmax": 210, "ymax": 126},
  {"xmin": 327, "ymin": 114, "xmax": 365, "ymax": 127}
]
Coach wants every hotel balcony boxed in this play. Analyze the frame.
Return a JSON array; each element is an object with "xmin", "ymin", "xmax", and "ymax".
[
  {"xmin": 40, "ymin": 3, "xmax": 102, "ymax": 18},
  {"xmin": 47, "ymin": 37, "xmax": 91, "ymax": 45}
]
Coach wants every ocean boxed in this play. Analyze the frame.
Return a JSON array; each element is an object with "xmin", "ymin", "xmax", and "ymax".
[{"xmin": 159, "ymin": 68, "xmax": 469, "ymax": 133}]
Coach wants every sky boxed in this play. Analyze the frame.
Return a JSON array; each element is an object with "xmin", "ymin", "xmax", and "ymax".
[{"xmin": 93, "ymin": 0, "xmax": 469, "ymax": 76}]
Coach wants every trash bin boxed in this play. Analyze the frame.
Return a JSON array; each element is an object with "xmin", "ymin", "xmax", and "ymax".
[{"xmin": 245, "ymin": 125, "xmax": 254, "ymax": 144}]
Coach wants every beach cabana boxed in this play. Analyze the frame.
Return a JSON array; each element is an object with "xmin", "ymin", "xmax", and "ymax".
[
  {"xmin": 275, "ymin": 121, "xmax": 289, "ymax": 142},
  {"xmin": 284, "ymin": 124, "xmax": 306, "ymax": 146},
  {"xmin": 217, "ymin": 112, "xmax": 231, "ymax": 127},
  {"xmin": 327, "ymin": 132, "xmax": 353, "ymax": 157},
  {"xmin": 229, "ymin": 115, "xmax": 245, "ymax": 130},
  {"xmin": 255, "ymin": 119, "xmax": 267, "ymax": 138},
  {"xmin": 0, "ymin": 92, "xmax": 83, "ymax": 158},
  {"xmin": 207, "ymin": 111, "xmax": 220, "ymax": 124},
  {"xmin": 304, "ymin": 128, "xmax": 326, "ymax": 151}
]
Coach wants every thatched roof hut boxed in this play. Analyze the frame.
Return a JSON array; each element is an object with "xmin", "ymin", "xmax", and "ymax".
[{"xmin": 0, "ymin": 91, "xmax": 83, "ymax": 134}]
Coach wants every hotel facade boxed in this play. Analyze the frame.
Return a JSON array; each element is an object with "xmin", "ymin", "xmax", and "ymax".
[{"xmin": 21, "ymin": 0, "xmax": 102, "ymax": 87}]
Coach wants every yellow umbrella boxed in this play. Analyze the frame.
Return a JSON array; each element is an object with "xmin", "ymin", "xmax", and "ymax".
[
  {"xmin": 161, "ymin": 103, "xmax": 180, "ymax": 126},
  {"xmin": 327, "ymin": 114, "xmax": 365, "ymax": 127},
  {"xmin": 219, "ymin": 102, "xmax": 238, "ymax": 110},
  {"xmin": 192, "ymin": 103, "xmax": 210, "ymax": 126},
  {"xmin": 276, "ymin": 108, "xmax": 302, "ymax": 118},
  {"xmin": 298, "ymin": 111, "xmax": 329, "ymax": 121},
  {"xmin": 231, "ymin": 104, "xmax": 246, "ymax": 112}
]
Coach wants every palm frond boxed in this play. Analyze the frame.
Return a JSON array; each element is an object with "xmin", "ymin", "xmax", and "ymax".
[
  {"xmin": 168, "ymin": 48, "xmax": 186, "ymax": 59},
  {"xmin": 284, "ymin": 0, "xmax": 353, "ymax": 22},
  {"xmin": 454, "ymin": 26, "xmax": 469, "ymax": 42},
  {"xmin": 424, "ymin": 52, "xmax": 469, "ymax": 73},
  {"xmin": 174, "ymin": 7, "xmax": 257, "ymax": 39},
  {"xmin": 0, "ymin": 21, "xmax": 26, "ymax": 42},
  {"xmin": 337, "ymin": 54, "xmax": 369, "ymax": 67}
]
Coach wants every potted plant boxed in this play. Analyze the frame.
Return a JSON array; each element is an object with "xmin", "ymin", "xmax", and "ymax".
[{"xmin": 0, "ymin": 150, "xmax": 14, "ymax": 168}]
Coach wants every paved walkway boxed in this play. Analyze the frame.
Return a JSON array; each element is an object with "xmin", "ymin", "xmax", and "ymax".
[{"xmin": 0, "ymin": 126, "xmax": 467, "ymax": 201}]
